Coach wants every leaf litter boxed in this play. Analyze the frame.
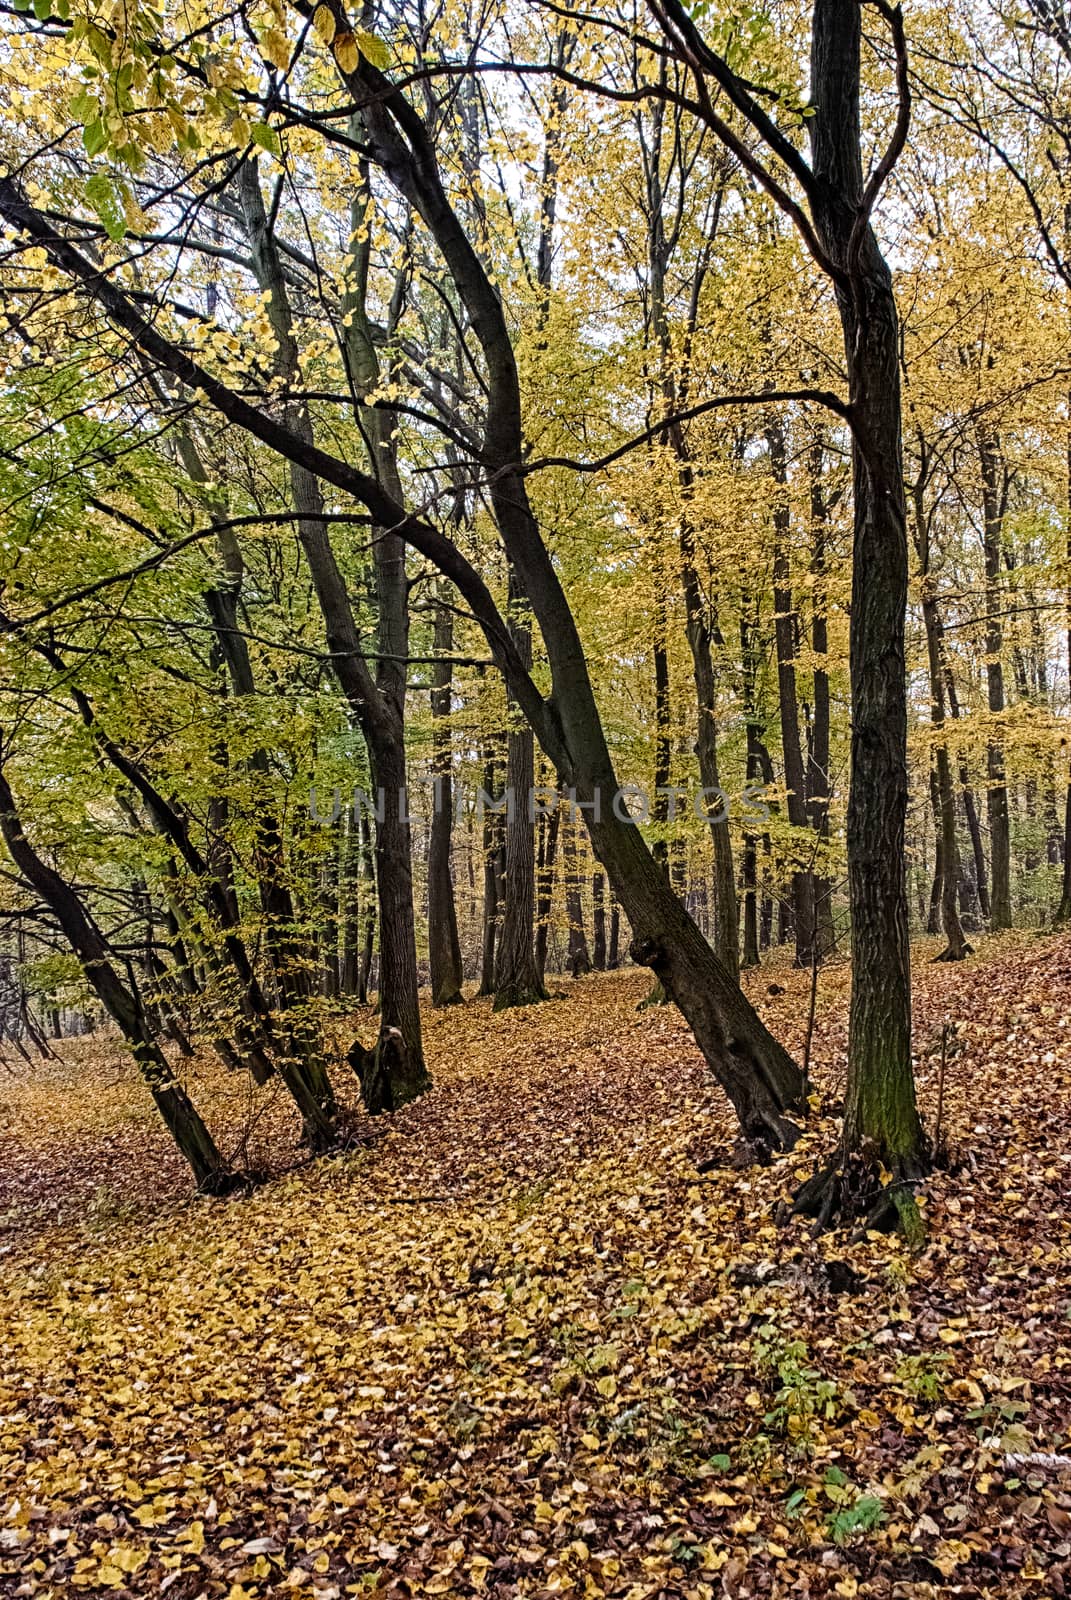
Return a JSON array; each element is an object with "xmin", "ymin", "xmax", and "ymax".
[{"xmin": 1, "ymin": 933, "xmax": 1070, "ymax": 1599}]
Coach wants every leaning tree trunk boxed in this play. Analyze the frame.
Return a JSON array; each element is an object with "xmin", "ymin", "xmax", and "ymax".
[
  {"xmin": 0, "ymin": 770, "xmax": 233, "ymax": 1194},
  {"xmin": 0, "ymin": 110, "xmax": 809, "ymax": 1154}
]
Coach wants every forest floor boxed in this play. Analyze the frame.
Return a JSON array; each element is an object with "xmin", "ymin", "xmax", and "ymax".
[{"xmin": 1, "ymin": 934, "xmax": 1071, "ymax": 1600}]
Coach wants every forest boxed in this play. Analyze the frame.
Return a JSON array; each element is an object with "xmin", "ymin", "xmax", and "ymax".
[{"xmin": 2, "ymin": 0, "xmax": 1071, "ymax": 1594}]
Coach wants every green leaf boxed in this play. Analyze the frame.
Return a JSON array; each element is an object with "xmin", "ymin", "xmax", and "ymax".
[
  {"xmin": 70, "ymin": 91, "xmax": 97, "ymax": 121},
  {"xmin": 82, "ymin": 120, "xmax": 108, "ymax": 157},
  {"xmin": 249, "ymin": 121, "xmax": 280, "ymax": 156},
  {"xmin": 33, "ymin": 0, "xmax": 52, "ymax": 18},
  {"xmin": 84, "ymin": 173, "xmax": 127, "ymax": 241}
]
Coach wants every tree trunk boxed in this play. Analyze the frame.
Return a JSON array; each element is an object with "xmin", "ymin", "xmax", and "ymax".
[
  {"xmin": 978, "ymin": 428, "xmax": 1013, "ymax": 930},
  {"xmin": 564, "ymin": 814, "xmax": 592, "ymax": 977},
  {"xmin": 477, "ymin": 747, "xmax": 504, "ymax": 996},
  {"xmin": 239, "ymin": 154, "xmax": 428, "ymax": 1113},
  {"xmin": 767, "ymin": 415, "xmax": 817, "ymax": 966},
  {"xmin": 428, "ymin": 592, "xmax": 464, "ymax": 1006},
  {"xmin": 493, "ymin": 587, "xmax": 545, "ymax": 1010},
  {"xmin": 592, "ymin": 872, "xmax": 607, "ymax": 969},
  {"xmin": 801, "ymin": 0, "xmax": 925, "ymax": 1222},
  {"xmin": 534, "ymin": 797, "xmax": 561, "ymax": 982}
]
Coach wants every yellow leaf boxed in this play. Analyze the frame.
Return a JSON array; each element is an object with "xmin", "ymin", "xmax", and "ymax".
[
  {"xmin": 355, "ymin": 27, "xmax": 390, "ymax": 68},
  {"xmin": 334, "ymin": 32, "xmax": 359, "ymax": 73},
  {"xmin": 595, "ymin": 1374, "xmax": 617, "ymax": 1398},
  {"xmin": 312, "ymin": 4, "xmax": 336, "ymax": 44}
]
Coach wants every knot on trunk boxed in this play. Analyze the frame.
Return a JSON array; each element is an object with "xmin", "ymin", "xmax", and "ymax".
[{"xmin": 629, "ymin": 935, "xmax": 663, "ymax": 968}]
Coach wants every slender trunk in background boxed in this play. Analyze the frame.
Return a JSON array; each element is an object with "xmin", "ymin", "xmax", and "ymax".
[
  {"xmin": 358, "ymin": 807, "xmax": 375, "ymax": 1005},
  {"xmin": 1058, "ymin": 405, "xmax": 1071, "ymax": 920},
  {"xmin": 927, "ymin": 767, "xmax": 943, "ymax": 937},
  {"xmin": 978, "ymin": 427, "xmax": 1013, "ymax": 930},
  {"xmin": 564, "ymin": 814, "xmax": 592, "ymax": 977},
  {"xmin": 477, "ymin": 747, "xmax": 504, "ymax": 996},
  {"xmin": 428, "ymin": 589, "xmax": 464, "ymax": 1005},
  {"xmin": 805, "ymin": 436, "xmax": 836, "ymax": 958},
  {"xmin": 766, "ymin": 415, "xmax": 817, "ymax": 966},
  {"xmin": 592, "ymin": 872, "xmax": 607, "ymax": 969},
  {"xmin": 494, "ymin": 583, "xmax": 545, "ymax": 1010},
  {"xmin": 740, "ymin": 590, "xmax": 764, "ymax": 970},
  {"xmin": 913, "ymin": 473, "xmax": 970, "ymax": 959},
  {"xmin": 608, "ymin": 893, "xmax": 621, "ymax": 969},
  {"xmin": 534, "ymin": 795, "xmax": 561, "ymax": 982},
  {"xmin": 944, "ymin": 665, "xmax": 992, "ymax": 923}
]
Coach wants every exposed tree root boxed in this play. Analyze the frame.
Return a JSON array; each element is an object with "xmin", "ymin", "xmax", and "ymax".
[
  {"xmin": 791, "ymin": 1146, "xmax": 929, "ymax": 1249},
  {"xmin": 933, "ymin": 942, "xmax": 973, "ymax": 963},
  {"xmin": 637, "ymin": 979, "xmax": 671, "ymax": 1010},
  {"xmin": 492, "ymin": 984, "xmax": 547, "ymax": 1013},
  {"xmin": 348, "ymin": 1029, "xmax": 430, "ymax": 1115}
]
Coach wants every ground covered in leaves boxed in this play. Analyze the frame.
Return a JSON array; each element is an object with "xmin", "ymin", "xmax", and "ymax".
[{"xmin": 2, "ymin": 935, "xmax": 1071, "ymax": 1600}]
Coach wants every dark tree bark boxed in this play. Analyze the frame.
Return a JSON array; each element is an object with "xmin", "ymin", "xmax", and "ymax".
[
  {"xmin": 0, "ymin": 769, "xmax": 233, "ymax": 1194},
  {"xmin": 802, "ymin": 0, "xmax": 926, "ymax": 1222},
  {"xmin": 592, "ymin": 872, "xmax": 607, "ymax": 970},
  {"xmin": 564, "ymin": 813, "xmax": 592, "ymax": 978},
  {"xmin": 493, "ymin": 586, "xmax": 546, "ymax": 1011},
  {"xmin": 477, "ymin": 746, "xmax": 505, "ymax": 997}
]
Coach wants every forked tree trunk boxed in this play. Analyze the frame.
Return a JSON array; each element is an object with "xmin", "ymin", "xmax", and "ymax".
[{"xmin": 240, "ymin": 154, "xmax": 428, "ymax": 1114}]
